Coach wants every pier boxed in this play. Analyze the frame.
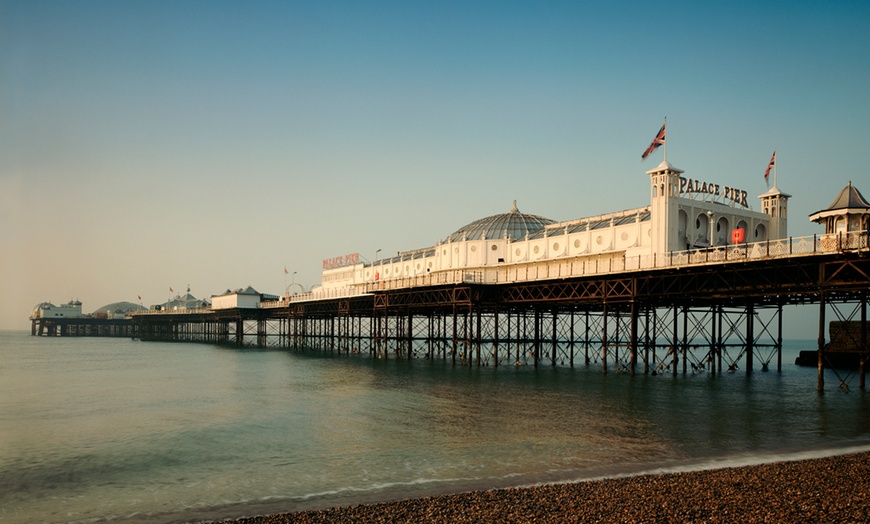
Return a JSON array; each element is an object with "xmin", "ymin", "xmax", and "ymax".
[
  {"xmin": 30, "ymin": 167, "xmax": 870, "ymax": 392},
  {"xmin": 127, "ymin": 233, "xmax": 870, "ymax": 392}
]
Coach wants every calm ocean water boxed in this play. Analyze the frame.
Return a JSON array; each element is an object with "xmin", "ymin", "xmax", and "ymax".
[{"xmin": 1, "ymin": 331, "xmax": 869, "ymax": 523}]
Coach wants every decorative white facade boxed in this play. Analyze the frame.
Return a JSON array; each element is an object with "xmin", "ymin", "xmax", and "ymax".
[{"xmin": 315, "ymin": 159, "xmax": 790, "ymax": 295}]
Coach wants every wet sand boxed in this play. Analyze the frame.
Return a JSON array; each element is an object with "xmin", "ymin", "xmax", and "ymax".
[{"xmin": 203, "ymin": 451, "xmax": 870, "ymax": 523}]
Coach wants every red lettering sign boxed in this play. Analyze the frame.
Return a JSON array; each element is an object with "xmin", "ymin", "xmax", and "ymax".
[{"xmin": 322, "ymin": 252, "xmax": 360, "ymax": 269}]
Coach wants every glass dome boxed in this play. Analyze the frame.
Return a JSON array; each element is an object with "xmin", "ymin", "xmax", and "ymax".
[{"xmin": 445, "ymin": 201, "xmax": 556, "ymax": 243}]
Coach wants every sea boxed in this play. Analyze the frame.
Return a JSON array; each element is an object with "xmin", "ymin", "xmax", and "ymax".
[{"xmin": 1, "ymin": 331, "xmax": 869, "ymax": 524}]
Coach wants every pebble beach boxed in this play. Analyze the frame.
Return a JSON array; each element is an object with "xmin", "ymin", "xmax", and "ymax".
[{"xmin": 206, "ymin": 451, "xmax": 870, "ymax": 524}]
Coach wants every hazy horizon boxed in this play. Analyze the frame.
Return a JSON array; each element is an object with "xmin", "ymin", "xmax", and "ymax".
[{"xmin": 3, "ymin": 1, "xmax": 869, "ymax": 336}]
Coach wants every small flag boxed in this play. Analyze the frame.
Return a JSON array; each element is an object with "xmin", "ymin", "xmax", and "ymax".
[
  {"xmin": 284, "ymin": 266, "xmax": 289, "ymax": 275},
  {"xmin": 138, "ymin": 295, "xmax": 141, "ymax": 300},
  {"xmin": 169, "ymin": 287, "xmax": 174, "ymax": 293},
  {"xmin": 764, "ymin": 150, "xmax": 776, "ymax": 185},
  {"xmin": 642, "ymin": 123, "xmax": 666, "ymax": 160}
]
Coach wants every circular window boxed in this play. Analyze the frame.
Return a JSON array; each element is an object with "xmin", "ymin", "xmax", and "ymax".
[
  {"xmin": 552, "ymin": 243, "xmax": 559, "ymax": 251},
  {"xmin": 428, "ymin": 261, "xmax": 433, "ymax": 268},
  {"xmin": 621, "ymin": 232, "xmax": 628, "ymax": 241},
  {"xmin": 491, "ymin": 245, "xmax": 498, "ymax": 251},
  {"xmin": 596, "ymin": 236, "xmax": 603, "ymax": 245},
  {"xmin": 515, "ymin": 248, "xmax": 521, "ymax": 256},
  {"xmin": 470, "ymin": 245, "xmax": 477, "ymax": 252},
  {"xmin": 574, "ymin": 239, "xmax": 581, "ymax": 248},
  {"xmin": 442, "ymin": 249, "xmax": 447, "ymax": 256},
  {"xmin": 454, "ymin": 247, "xmax": 459, "ymax": 254},
  {"xmin": 533, "ymin": 246, "xmax": 540, "ymax": 254},
  {"xmin": 416, "ymin": 263, "xmax": 421, "ymax": 270}
]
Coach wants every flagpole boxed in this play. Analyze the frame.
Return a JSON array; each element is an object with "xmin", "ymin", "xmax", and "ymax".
[
  {"xmin": 773, "ymin": 148, "xmax": 777, "ymax": 188},
  {"xmin": 663, "ymin": 116, "xmax": 667, "ymax": 163}
]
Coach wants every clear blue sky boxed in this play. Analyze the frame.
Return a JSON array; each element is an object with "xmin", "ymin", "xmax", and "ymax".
[{"xmin": 2, "ymin": 1, "xmax": 868, "ymax": 334}]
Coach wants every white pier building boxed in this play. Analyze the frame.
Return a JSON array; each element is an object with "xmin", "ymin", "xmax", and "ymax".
[{"xmin": 312, "ymin": 158, "xmax": 791, "ymax": 297}]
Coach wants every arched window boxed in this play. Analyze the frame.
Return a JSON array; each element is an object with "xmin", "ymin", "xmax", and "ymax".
[
  {"xmin": 755, "ymin": 224, "xmax": 767, "ymax": 241},
  {"xmin": 678, "ymin": 210, "xmax": 688, "ymax": 242},
  {"xmin": 696, "ymin": 213, "xmax": 709, "ymax": 242},
  {"xmin": 717, "ymin": 217, "xmax": 730, "ymax": 244}
]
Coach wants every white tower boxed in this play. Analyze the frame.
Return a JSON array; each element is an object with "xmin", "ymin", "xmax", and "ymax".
[
  {"xmin": 647, "ymin": 160, "xmax": 685, "ymax": 254},
  {"xmin": 759, "ymin": 185, "xmax": 791, "ymax": 240}
]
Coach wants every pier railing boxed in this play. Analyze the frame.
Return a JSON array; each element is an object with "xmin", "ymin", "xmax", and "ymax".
[
  {"xmin": 132, "ymin": 307, "xmax": 214, "ymax": 316},
  {"xmin": 363, "ymin": 231, "xmax": 869, "ymax": 293},
  {"xmin": 260, "ymin": 286, "xmax": 369, "ymax": 309},
  {"xmin": 129, "ymin": 231, "xmax": 868, "ymax": 313}
]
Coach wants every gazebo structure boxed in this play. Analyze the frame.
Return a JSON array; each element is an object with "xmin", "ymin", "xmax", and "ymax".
[{"xmin": 809, "ymin": 181, "xmax": 870, "ymax": 234}]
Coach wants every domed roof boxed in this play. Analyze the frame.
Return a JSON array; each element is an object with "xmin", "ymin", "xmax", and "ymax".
[
  {"xmin": 809, "ymin": 181, "xmax": 870, "ymax": 222},
  {"xmin": 445, "ymin": 201, "xmax": 556, "ymax": 243},
  {"xmin": 31, "ymin": 302, "xmax": 54, "ymax": 318},
  {"xmin": 823, "ymin": 181, "xmax": 869, "ymax": 211},
  {"xmin": 93, "ymin": 301, "xmax": 148, "ymax": 315}
]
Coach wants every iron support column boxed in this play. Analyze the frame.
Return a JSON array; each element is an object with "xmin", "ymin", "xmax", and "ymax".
[
  {"xmin": 672, "ymin": 304, "xmax": 679, "ymax": 376},
  {"xmin": 777, "ymin": 302, "xmax": 784, "ymax": 372},
  {"xmin": 681, "ymin": 306, "xmax": 688, "ymax": 375},
  {"xmin": 602, "ymin": 303, "xmax": 608, "ymax": 374},
  {"xmin": 746, "ymin": 303, "xmax": 755, "ymax": 374},
  {"xmin": 818, "ymin": 290, "xmax": 826, "ymax": 392},
  {"xmin": 629, "ymin": 301, "xmax": 638, "ymax": 376},
  {"xmin": 493, "ymin": 306, "xmax": 500, "ymax": 367},
  {"xmin": 861, "ymin": 293, "xmax": 867, "ymax": 390},
  {"xmin": 476, "ymin": 307, "xmax": 482, "ymax": 366},
  {"xmin": 551, "ymin": 310, "xmax": 557, "ymax": 367}
]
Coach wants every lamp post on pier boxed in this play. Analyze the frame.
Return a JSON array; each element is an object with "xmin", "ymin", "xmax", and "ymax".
[{"xmin": 707, "ymin": 211, "xmax": 714, "ymax": 247}]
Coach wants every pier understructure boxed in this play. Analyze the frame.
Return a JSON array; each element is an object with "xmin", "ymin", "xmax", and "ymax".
[
  {"xmin": 31, "ymin": 317, "xmax": 137, "ymax": 338},
  {"xmin": 131, "ymin": 246, "xmax": 870, "ymax": 392}
]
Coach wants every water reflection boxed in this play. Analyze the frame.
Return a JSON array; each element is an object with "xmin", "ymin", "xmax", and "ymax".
[{"xmin": 0, "ymin": 334, "xmax": 868, "ymax": 524}]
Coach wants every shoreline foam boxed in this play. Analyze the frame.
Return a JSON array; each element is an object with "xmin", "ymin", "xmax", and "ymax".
[{"xmin": 200, "ymin": 450, "xmax": 870, "ymax": 523}]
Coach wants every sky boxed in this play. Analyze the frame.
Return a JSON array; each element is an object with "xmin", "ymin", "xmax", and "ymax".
[{"xmin": 2, "ymin": 1, "xmax": 869, "ymax": 334}]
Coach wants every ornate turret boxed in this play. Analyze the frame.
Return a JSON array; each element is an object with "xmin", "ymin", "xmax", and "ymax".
[{"xmin": 809, "ymin": 181, "xmax": 870, "ymax": 234}]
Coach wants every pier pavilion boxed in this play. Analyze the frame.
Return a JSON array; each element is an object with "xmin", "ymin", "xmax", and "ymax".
[{"xmin": 315, "ymin": 160, "xmax": 789, "ymax": 297}]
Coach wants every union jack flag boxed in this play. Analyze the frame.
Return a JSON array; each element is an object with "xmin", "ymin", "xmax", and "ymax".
[
  {"xmin": 764, "ymin": 150, "xmax": 776, "ymax": 184},
  {"xmin": 642, "ymin": 123, "xmax": 666, "ymax": 160}
]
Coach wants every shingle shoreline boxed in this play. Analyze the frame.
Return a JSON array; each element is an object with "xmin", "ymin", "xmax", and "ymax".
[{"xmin": 202, "ymin": 451, "xmax": 870, "ymax": 523}]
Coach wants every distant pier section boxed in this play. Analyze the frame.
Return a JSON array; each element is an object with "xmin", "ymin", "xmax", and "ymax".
[{"xmin": 30, "ymin": 300, "xmax": 139, "ymax": 337}]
